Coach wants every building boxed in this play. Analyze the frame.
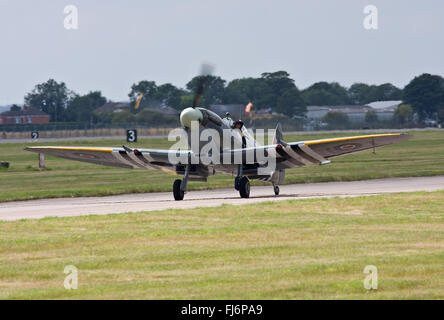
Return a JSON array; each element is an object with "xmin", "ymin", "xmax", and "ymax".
[
  {"xmin": 95, "ymin": 101, "xmax": 179, "ymax": 117},
  {"xmin": 366, "ymin": 100, "xmax": 402, "ymax": 121},
  {"xmin": 306, "ymin": 101, "xmax": 402, "ymax": 124},
  {"xmin": 94, "ymin": 102, "xmax": 130, "ymax": 113},
  {"xmin": 0, "ymin": 107, "xmax": 50, "ymax": 124},
  {"xmin": 306, "ymin": 105, "xmax": 372, "ymax": 123},
  {"xmin": 145, "ymin": 104, "xmax": 179, "ymax": 117}
]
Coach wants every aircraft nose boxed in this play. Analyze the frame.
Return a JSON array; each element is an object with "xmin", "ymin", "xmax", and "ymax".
[{"xmin": 180, "ymin": 107, "xmax": 203, "ymax": 128}]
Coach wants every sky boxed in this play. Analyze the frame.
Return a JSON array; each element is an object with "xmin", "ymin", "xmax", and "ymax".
[{"xmin": 0, "ymin": 0, "xmax": 443, "ymax": 105}]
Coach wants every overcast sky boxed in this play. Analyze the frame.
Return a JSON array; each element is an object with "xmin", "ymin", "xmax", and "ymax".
[{"xmin": 0, "ymin": 0, "xmax": 443, "ymax": 105}]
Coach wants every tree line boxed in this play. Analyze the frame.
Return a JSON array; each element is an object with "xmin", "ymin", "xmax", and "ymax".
[{"xmin": 18, "ymin": 72, "xmax": 444, "ymax": 125}]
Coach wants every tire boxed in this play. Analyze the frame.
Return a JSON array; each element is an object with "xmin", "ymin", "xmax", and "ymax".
[
  {"xmin": 234, "ymin": 176, "xmax": 241, "ymax": 190},
  {"xmin": 239, "ymin": 176, "xmax": 250, "ymax": 198},
  {"xmin": 173, "ymin": 179, "xmax": 184, "ymax": 201},
  {"xmin": 274, "ymin": 185, "xmax": 280, "ymax": 196}
]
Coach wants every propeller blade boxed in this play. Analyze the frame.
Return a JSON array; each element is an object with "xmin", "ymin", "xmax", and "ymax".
[
  {"xmin": 200, "ymin": 62, "xmax": 214, "ymax": 77},
  {"xmin": 192, "ymin": 79, "xmax": 205, "ymax": 108},
  {"xmin": 191, "ymin": 63, "xmax": 215, "ymax": 108}
]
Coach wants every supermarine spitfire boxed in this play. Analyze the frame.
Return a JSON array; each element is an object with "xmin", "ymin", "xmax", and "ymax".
[{"xmin": 26, "ymin": 67, "xmax": 410, "ymax": 200}]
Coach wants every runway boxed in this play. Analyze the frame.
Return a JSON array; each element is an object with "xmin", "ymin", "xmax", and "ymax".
[{"xmin": 1, "ymin": 176, "xmax": 444, "ymax": 221}]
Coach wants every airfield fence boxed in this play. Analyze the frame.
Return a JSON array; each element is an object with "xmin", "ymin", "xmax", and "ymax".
[
  {"xmin": 0, "ymin": 119, "xmax": 305, "ymax": 140},
  {"xmin": 0, "ymin": 123, "xmax": 175, "ymax": 140},
  {"xmin": 0, "ymin": 121, "xmax": 434, "ymax": 140}
]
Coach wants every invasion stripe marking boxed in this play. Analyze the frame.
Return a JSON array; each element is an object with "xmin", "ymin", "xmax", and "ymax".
[
  {"xmin": 111, "ymin": 151, "xmax": 141, "ymax": 168},
  {"xmin": 283, "ymin": 145, "xmax": 315, "ymax": 165},
  {"xmin": 298, "ymin": 144, "xmax": 327, "ymax": 163}
]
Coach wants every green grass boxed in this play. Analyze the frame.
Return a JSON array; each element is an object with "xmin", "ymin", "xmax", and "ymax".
[
  {"xmin": 0, "ymin": 130, "xmax": 444, "ymax": 202},
  {"xmin": 1, "ymin": 191, "xmax": 443, "ymax": 299}
]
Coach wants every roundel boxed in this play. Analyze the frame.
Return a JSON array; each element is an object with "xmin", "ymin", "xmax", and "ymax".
[{"xmin": 338, "ymin": 144, "xmax": 358, "ymax": 151}]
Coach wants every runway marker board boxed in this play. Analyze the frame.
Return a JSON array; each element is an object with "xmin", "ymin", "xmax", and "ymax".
[{"xmin": 126, "ymin": 129, "xmax": 137, "ymax": 143}]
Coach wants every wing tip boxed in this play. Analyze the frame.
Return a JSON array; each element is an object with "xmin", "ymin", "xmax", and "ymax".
[{"xmin": 25, "ymin": 146, "xmax": 38, "ymax": 152}]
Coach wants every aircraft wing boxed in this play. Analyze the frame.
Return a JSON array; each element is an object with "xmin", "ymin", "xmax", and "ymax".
[
  {"xmin": 26, "ymin": 133, "xmax": 410, "ymax": 171},
  {"xmin": 25, "ymin": 146, "xmax": 188, "ymax": 170},
  {"xmin": 301, "ymin": 133, "xmax": 410, "ymax": 158},
  {"xmin": 228, "ymin": 133, "xmax": 411, "ymax": 169}
]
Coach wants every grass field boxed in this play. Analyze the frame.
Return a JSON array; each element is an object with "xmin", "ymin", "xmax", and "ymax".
[
  {"xmin": 0, "ymin": 130, "xmax": 444, "ymax": 202},
  {"xmin": 0, "ymin": 190, "xmax": 443, "ymax": 299}
]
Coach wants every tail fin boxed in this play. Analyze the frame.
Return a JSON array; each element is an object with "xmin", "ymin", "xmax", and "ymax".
[{"xmin": 272, "ymin": 123, "xmax": 287, "ymax": 146}]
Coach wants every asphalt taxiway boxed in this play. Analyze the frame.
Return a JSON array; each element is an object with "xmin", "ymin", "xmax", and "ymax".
[{"xmin": 1, "ymin": 176, "xmax": 443, "ymax": 221}]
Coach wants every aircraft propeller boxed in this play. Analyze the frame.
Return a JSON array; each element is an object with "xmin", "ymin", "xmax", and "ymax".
[{"xmin": 191, "ymin": 63, "xmax": 214, "ymax": 109}]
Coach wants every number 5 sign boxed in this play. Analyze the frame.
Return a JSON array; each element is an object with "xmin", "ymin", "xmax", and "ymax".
[{"xmin": 127, "ymin": 129, "xmax": 137, "ymax": 143}]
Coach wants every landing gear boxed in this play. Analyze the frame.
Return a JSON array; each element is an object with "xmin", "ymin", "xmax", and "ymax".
[
  {"xmin": 173, "ymin": 179, "xmax": 184, "ymax": 200},
  {"xmin": 273, "ymin": 184, "xmax": 280, "ymax": 196},
  {"xmin": 173, "ymin": 165, "xmax": 189, "ymax": 201},
  {"xmin": 234, "ymin": 176, "xmax": 241, "ymax": 190},
  {"xmin": 239, "ymin": 176, "xmax": 250, "ymax": 198},
  {"xmin": 234, "ymin": 164, "xmax": 243, "ymax": 191}
]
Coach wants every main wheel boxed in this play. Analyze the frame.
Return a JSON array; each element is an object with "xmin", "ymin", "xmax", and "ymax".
[
  {"xmin": 273, "ymin": 185, "xmax": 280, "ymax": 196},
  {"xmin": 173, "ymin": 179, "xmax": 184, "ymax": 201},
  {"xmin": 239, "ymin": 176, "xmax": 250, "ymax": 198},
  {"xmin": 234, "ymin": 176, "xmax": 241, "ymax": 190}
]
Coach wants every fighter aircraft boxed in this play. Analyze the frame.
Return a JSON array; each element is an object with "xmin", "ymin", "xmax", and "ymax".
[{"xmin": 25, "ymin": 70, "xmax": 410, "ymax": 201}]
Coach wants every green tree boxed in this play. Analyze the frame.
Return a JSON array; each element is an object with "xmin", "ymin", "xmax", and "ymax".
[
  {"xmin": 438, "ymin": 106, "xmax": 444, "ymax": 125},
  {"xmin": 24, "ymin": 79, "xmax": 73, "ymax": 122},
  {"xmin": 137, "ymin": 109, "xmax": 179, "ymax": 126},
  {"xmin": 224, "ymin": 71, "xmax": 303, "ymax": 112},
  {"xmin": 155, "ymin": 83, "xmax": 185, "ymax": 110},
  {"xmin": 403, "ymin": 73, "xmax": 444, "ymax": 121},
  {"xmin": 302, "ymin": 82, "xmax": 350, "ymax": 106},
  {"xmin": 66, "ymin": 91, "xmax": 107, "ymax": 123},
  {"xmin": 363, "ymin": 83, "xmax": 402, "ymax": 104},
  {"xmin": 95, "ymin": 111, "xmax": 113, "ymax": 124},
  {"xmin": 322, "ymin": 111, "xmax": 350, "ymax": 129},
  {"xmin": 365, "ymin": 110, "xmax": 378, "ymax": 125},
  {"xmin": 128, "ymin": 81, "xmax": 158, "ymax": 112},
  {"xmin": 260, "ymin": 71, "xmax": 297, "ymax": 109},
  {"xmin": 111, "ymin": 110, "xmax": 136, "ymax": 124},
  {"xmin": 348, "ymin": 83, "xmax": 370, "ymax": 104},
  {"xmin": 10, "ymin": 104, "xmax": 21, "ymax": 111},
  {"xmin": 394, "ymin": 104, "xmax": 414, "ymax": 125},
  {"xmin": 348, "ymin": 83, "xmax": 402, "ymax": 105},
  {"xmin": 276, "ymin": 88, "xmax": 306, "ymax": 117},
  {"xmin": 377, "ymin": 83, "xmax": 403, "ymax": 100},
  {"xmin": 186, "ymin": 75, "xmax": 226, "ymax": 107},
  {"xmin": 261, "ymin": 71, "xmax": 294, "ymax": 95},
  {"xmin": 224, "ymin": 77, "xmax": 273, "ymax": 108},
  {"xmin": 224, "ymin": 78, "xmax": 253, "ymax": 104},
  {"xmin": 180, "ymin": 94, "xmax": 195, "ymax": 109}
]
